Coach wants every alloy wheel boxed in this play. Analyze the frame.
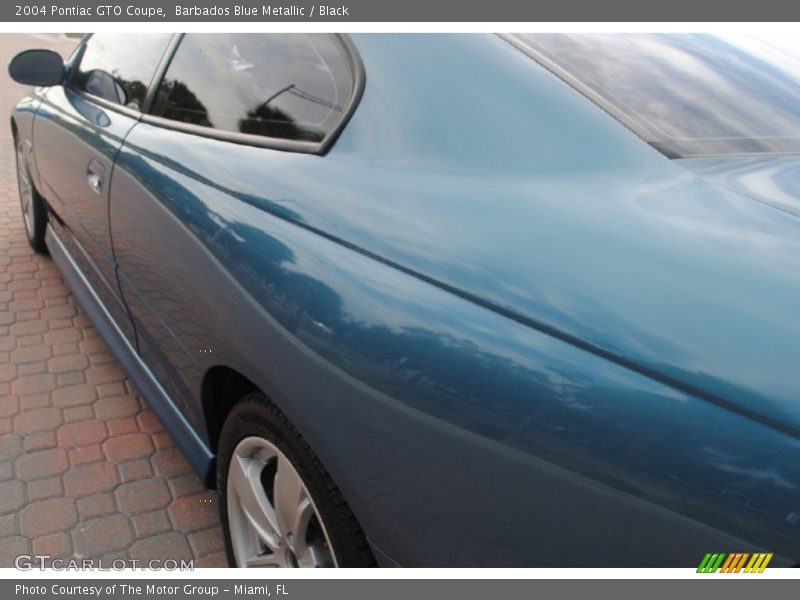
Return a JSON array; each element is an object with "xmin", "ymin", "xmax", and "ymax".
[
  {"xmin": 16, "ymin": 139, "xmax": 35, "ymax": 238},
  {"xmin": 226, "ymin": 435, "xmax": 337, "ymax": 568}
]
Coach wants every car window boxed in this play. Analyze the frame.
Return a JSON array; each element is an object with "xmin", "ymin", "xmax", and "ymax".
[
  {"xmin": 70, "ymin": 33, "xmax": 173, "ymax": 111},
  {"xmin": 149, "ymin": 34, "xmax": 354, "ymax": 144},
  {"xmin": 512, "ymin": 33, "xmax": 800, "ymax": 157}
]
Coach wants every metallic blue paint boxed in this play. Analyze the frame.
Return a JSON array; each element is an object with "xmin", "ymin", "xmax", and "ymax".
[
  {"xmin": 32, "ymin": 85, "xmax": 137, "ymax": 343},
  {"xmin": 679, "ymin": 155, "xmax": 800, "ymax": 217},
  {"xmin": 11, "ymin": 33, "xmax": 800, "ymax": 566}
]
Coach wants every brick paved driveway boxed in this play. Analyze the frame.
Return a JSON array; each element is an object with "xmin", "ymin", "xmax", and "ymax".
[{"xmin": 0, "ymin": 34, "xmax": 226, "ymax": 568}]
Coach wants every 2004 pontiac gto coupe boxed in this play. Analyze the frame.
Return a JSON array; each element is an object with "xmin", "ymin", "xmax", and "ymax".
[{"xmin": 8, "ymin": 33, "xmax": 800, "ymax": 567}]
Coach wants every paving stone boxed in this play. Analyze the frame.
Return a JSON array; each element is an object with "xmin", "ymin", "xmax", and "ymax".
[
  {"xmin": 103, "ymin": 432, "xmax": 154, "ymax": 464},
  {"xmin": 116, "ymin": 479, "xmax": 171, "ymax": 515},
  {"xmin": 97, "ymin": 381, "xmax": 127, "ymax": 398},
  {"xmin": 151, "ymin": 447, "xmax": 191, "ymax": 478},
  {"xmin": 63, "ymin": 462, "xmax": 119, "ymax": 497},
  {"xmin": 56, "ymin": 419, "xmax": 107, "ymax": 447},
  {"xmin": 136, "ymin": 410, "xmax": 163, "ymax": 433},
  {"xmin": 0, "ymin": 363, "xmax": 18, "ymax": 383},
  {"xmin": 28, "ymin": 476, "xmax": 64, "ymax": 502},
  {"xmin": 52, "ymin": 342, "xmax": 80, "ymax": 356},
  {"xmin": 78, "ymin": 337, "xmax": 108, "ymax": 355},
  {"xmin": 9, "ymin": 319, "xmax": 48, "ymax": 336},
  {"xmin": 76, "ymin": 493, "xmax": 116, "ymax": 519},
  {"xmin": 86, "ymin": 364, "xmax": 125, "ymax": 385},
  {"xmin": 23, "ymin": 431, "xmax": 57, "ymax": 452},
  {"xmin": 188, "ymin": 526, "xmax": 225, "ymax": 558},
  {"xmin": 129, "ymin": 531, "xmax": 193, "ymax": 563},
  {"xmin": 56, "ymin": 370, "xmax": 86, "ymax": 387},
  {"xmin": 94, "ymin": 395, "xmax": 141, "ymax": 420},
  {"xmin": 152, "ymin": 432, "xmax": 174, "ymax": 450},
  {"xmin": 0, "ymin": 479, "xmax": 27, "ymax": 514},
  {"xmin": 107, "ymin": 417, "xmax": 139, "ymax": 436},
  {"xmin": 167, "ymin": 474, "xmax": 206, "ymax": 499},
  {"xmin": 12, "ymin": 406, "xmax": 61, "ymax": 434},
  {"xmin": 41, "ymin": 304, "xmax": 77, "ymax": 320},
  {"xmin": 11, "ymin": 373, "xmax": 55, "ymax": 396},
  {"xmin": 47, "ymin": 353, "xmax": 89, "ymax": 374},
  {"xmin": 63, "ymin": 405, "xmax": 94, "ymax": 422},
  {"xmin": 118, "ymin": 458, "xmax": 154, "ymax": 483},
  {"xmin": 195, "ymin": 552, "xmax": 228, "ymax": 568},
  {"xmin": 67, "ymin": 444, "xmax": 104, "ymax": 467},
  {"xmin": 18, "ymin": 363, "xmax": 47, "ymax": 377},
  {"xmin": 0, "ymin": 461, "xmax": 13, "ymax": 481},
  {"xmin": 73, "ymin": 514, "xmax": 134, "ymax": 557},
  {"xmin": 0, "ymin": 513, "xmax": 17, "ymax": 536},
  {"xmin": 20, "ymin": 392, "xmax": 50, "ymax": 409},
  {"xmin": 0, "ymin": 536, "xmax": 30, "ymax": 568},
  {"xmin": 19, "ymin": 497, "xmax": 77, "ymax": 537},
  {"xmin": 90, "ymin": 352, "xmax": 116, "ymax": 367},
  {"xmin": 32, "ymin": 532, "xmax": 73, "ymax": 558},
  {"xmin": 0, "ymin": 395, "xmax": 19, "ymax": 418},
  {"xmin": 131, "ymin": 510, "xmax": 172, "ymax": 538},
  {"xmin": 16, "ymin": 448, "xmax": 68, "ymax": 481},
  {"xmin": 0, "ymin": 433, "xmax": 23, "ymax": 459},
  {"xmin": 10, "ymin": 343, "xmax": 51, "ymax": 364},
  {"xmin": 52, "ymin": 383, "xmax": 98, "ymax": 407},
  {"xmin": 168, "ymin": 492, "xmax": 219, "ymax": 533},
  {"xmin": 17, "ymin": 334, "xmax": 44, "ymax": 348},
  {"xmin": 43, "ymin": 328, "xmax": 82, "ymax": 345}
]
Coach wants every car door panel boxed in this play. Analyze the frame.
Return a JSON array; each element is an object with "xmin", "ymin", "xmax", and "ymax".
[
  {"xmin": 109, "ymin": 158, "xmax": 207, "ymax": 432},
  {"xmin": 33, "ymin": 85, "xmax": 136, "ymax": 343}
]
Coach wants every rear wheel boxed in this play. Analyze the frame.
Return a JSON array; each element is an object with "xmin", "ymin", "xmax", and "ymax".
[
  {"xmin": 15, "ymin": 137, "xmax": 48, "ymax": 254},
  {"xmin": 217, "ymin": 393, "xmax": 375, "ymax": 568}
]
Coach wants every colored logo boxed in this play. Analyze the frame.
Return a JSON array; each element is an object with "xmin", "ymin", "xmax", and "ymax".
[{"xmin": 697, "ymin": 553, "xmax": 773, "ymax": 573}]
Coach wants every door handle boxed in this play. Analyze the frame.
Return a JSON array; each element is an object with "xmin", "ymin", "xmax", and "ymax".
[
  {"xmin": 87, "ymin": 172, "xmax": 103, "ymax": 193},
  {"xmin": 86, "ymin": 159, "xmax": 105, "ymax": 194}
]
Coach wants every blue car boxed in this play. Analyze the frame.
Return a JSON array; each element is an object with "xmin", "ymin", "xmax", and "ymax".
[{"xmin": 9, "ymin": 33, "xmax": 800, "ymax": 567}]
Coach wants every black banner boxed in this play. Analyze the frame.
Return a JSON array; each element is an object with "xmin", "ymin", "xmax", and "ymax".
[
  {"xmin": 5, "ymin": 579, "xmax": 800, "ymax": 600},
  {"xmin": 4, "ymin": 0, "xmax": 800, "ymax": 22}
]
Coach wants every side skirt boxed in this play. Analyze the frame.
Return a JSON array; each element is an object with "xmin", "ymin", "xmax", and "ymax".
[{"xmin": 46, "ymin": 224, "xmax": 216, "ymax": 486}]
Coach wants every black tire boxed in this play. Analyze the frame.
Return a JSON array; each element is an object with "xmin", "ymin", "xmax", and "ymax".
[
  {"xmin": 217, "ymin": 392, "xmax": 375, "ymax": 568},
  {"xmin": 14, "ymin": 136, "xmax": 48, "ymax": 254}
]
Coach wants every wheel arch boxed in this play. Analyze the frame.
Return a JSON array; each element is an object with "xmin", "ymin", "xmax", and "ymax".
[
  {"xmin": 200, "ymin": 365, "xmax": 260, "ymax": 454},
  {"xmin": 198, "ymin": 363, "xmax": 377, "ymax": 559}
]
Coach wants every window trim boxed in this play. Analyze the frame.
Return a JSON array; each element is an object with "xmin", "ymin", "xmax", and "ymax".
[
  {"xmin": 500, "ymin": 33, "xmax": 681, "ymax": 159},
  {"xmin": 139, "ymin": 33, "xmax": 366, "ymax": 156}
]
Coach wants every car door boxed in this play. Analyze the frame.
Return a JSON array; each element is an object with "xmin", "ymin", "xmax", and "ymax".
[
  {"xmin": 32, "ymin": 32, "xmax": 174, "ymax": 344},
  {"xmin": 108, "ymin": 33, "xmax": 357, "ymax": 435}
]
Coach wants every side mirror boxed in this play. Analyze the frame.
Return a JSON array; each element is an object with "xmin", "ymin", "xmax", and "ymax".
[{"xmin": 8, "ymin": 49, "xmax": 64, "ymax": 86}]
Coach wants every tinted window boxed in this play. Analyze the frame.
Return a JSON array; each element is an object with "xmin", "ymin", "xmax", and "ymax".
[
  {"xmin": 71, "ymin": 33, "xmax": 172, "ymax": 110},
  {"xmin": 150, "ymin": 34, "xmax": 354, "ymax": 143},
  {"xmin": 513, "ymin": 33, "xmax": 800, "ymax": 157}
]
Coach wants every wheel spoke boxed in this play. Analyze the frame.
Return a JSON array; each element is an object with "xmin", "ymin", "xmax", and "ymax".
[
  {"xmin": 274, "ymin": 454, "xmax": 313, "ymax": 549},
  {"xmin": 226, "ymin": 435, "xmax": 337, "ymax": 568},
  {"xmin": 16, "ymin": 147, "xmax": 34, "ymax": 231},
  {"xmin": 18, "ymin": 165, "xmax": 30, "ymax": 188},
  {"xmin": 296, "ymin": 544, "xmax": 332, "ymax": 568},
  {"xmin": 244, "ymin": 553, "xmax": 284, "ymax": 568},
  {"xmin": 228, "ymin": 453, "xmax": 280, "ymax": 550}
]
